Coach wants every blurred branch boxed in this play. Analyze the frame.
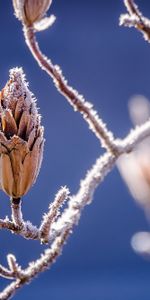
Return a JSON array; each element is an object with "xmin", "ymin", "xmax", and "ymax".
[{"xmin": 120, "ymin": 0, "xmax": 150, "ymax": 42}]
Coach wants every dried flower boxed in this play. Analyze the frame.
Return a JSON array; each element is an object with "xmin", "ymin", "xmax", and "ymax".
[
  {"xmin": 0, "ymin": 68, "xmax": 44, "ymax": 199},
  {"xmin": 13, "ymin": 0, "xmax": 52, "ymax": 27},
  {"xmin": 117, "ymin": 96, "xmax": 150, "ymax": 211}
]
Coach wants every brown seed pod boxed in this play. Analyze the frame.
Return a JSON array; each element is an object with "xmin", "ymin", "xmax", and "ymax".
[
  {"xmin": 13, "ymin": 0, "xmax": 52, "ymax": 26},
  {"xmin": 0, "ymin": 68, "xmax": 44, "ymax": 198}
]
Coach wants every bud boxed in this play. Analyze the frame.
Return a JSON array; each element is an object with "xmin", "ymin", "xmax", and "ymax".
[
  {"xmin": 13, "ymin": 0, "xmax": 52, "ymax": 27},
  {"xmin": 0, "ymin": 68, "xmax": 44, "ymax": 198}
]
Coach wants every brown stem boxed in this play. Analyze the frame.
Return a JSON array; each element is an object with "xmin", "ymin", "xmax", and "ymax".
[
  {"xmin": 124, "ymin": 0, "xmax": 142, "ymax": 17},
  {"xmin": 10, "ymin": 197, "xmax": 23, "ymax": 228},
  {"xmin": 121, "ymin": 0, "xmax": 150, "ymax": 42},
  {"xmin": 11, "ymin": 198, "xmax": 21, "ymax": 205}
]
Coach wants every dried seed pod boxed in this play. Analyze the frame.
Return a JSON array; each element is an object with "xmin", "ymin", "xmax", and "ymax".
[
  {"xmin": 13, "ymin": 0, "xmax": 52, "ymax": 26},
  {"xmin": 0, "ymin": 67, "xmax": 44, "ymax": 198}
]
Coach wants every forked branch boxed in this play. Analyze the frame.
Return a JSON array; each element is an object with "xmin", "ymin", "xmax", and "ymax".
[
  {"xmin": 2, "ymin": 118, "xmax": 150, "ymax": 299},
  {"xmin": 120, "ymin": 0, "xmax": 150, "ymax": 42}
]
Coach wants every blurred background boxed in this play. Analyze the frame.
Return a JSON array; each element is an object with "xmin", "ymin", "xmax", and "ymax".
[{"xmin": 1, "ymin": 0, "xmax": 150, "ymax": 299}]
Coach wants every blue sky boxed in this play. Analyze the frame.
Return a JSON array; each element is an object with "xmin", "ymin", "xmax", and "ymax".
[{"xmin": 1, "ymin": 1, "xmax": 150, "ymax": 299}]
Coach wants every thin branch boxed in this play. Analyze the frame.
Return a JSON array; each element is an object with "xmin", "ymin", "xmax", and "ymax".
[
  {"xmin": 18, "ymin": 221, "xmax": 39, "ymax": 240},
  {"xmin": 24, "ymin": 230, "xmax": 69, "ymax": 280},
  {"xmin": 0, "ymin": 280, "xmax": 23, "ymax": 300},
  {"xmin": 0, "ymin": 254, "xmax": 24, "ymax": 281},
  {"xmin": 124, "ymin": 0, "xmax": 142, "ymax": 17},
  {"xmin": 0, "ymin": 264, "xmax": 14, "ymax": 280},
  {"xmin": 116, "ymin": 119, "xmax": 150, "ymax": 153},
  {"xmin": 0, "ymin": 230, "xmax": 69, "ymax": 300},
  {"xmin": 49, "ymin": 152, "xmax": 116, "ymax": 241},
  {"xmin": 0, "ymin": 218, "xmax": 17, "ymax": 232},
  {"xmin": 23, "ymin": 25, "xmax": 118, "ymax": 155},
  {"xmin": 0, "ymin": 148, "xmax": 119, "ymax": 298},
  {"xmin": 0, "ymin": 217, "xmax": 39, "ymax": 240},
  {"xmin": 7, "ymin": 255, "xmax": 23, "ymax": 279},
  {"xmin": 0, "ymin": 152, "xmax": 116, "ymax": 299},
  {"xmin": 0, "ymin": 118, "xmax": 150, "ymax": 242},
  {"xmin": 2, "ymin": 118, "xmax": 150, "ymax": 298},
  {"xmin": 10, "ymin": 197, "xmax": 39, "ymax": 240},
  {"xmin": 39, "ymin": 186, "xmax": 70, "ymax": 243},
  {"xmin": 120, "ymin": 0, "xmax": 150, "ymax": 42},
  {"xmin": 40, "ymin": 120, "xmax": 150, "ymax": 242}
]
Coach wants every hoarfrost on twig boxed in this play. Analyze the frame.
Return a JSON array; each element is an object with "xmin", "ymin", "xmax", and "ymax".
[{"xmin": 120, "ymin": 0, "xmax": 150, "ymax": 42}]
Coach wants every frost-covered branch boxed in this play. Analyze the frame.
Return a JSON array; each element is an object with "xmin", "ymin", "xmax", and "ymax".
[
  {"xmin": 39, "ymin": 186, "xmax": 70, "ymax": 243},
  {"xmin": 120, "ymin": 0, "xmax": 150, "ymax": 42},
  {"xmin": 2, "ymin": 117, "xmax": 150, "ymax": 298},
  {"xmin": 1, "ymin": 117, "xmax": 150, "ymax": 243},
  {"xmin": 0, "ymin": 152, "xmax": 116, "ymax": 300},
  {"xmin": 50, "ymin": 153, "xmax": 116, "ymax": 241},
  {"xmin": 23, "ymin": 26, "xmax": 117, "ymax": 154},
  {"xmin": 116, "ymin": 119, "xmax": 150, "ymax": 154},
  {"xmin": 0, "ymin": 231, "xmax": 68, "ymax": 300},
  {"xmin": 7, "ymin": 255, "xmax": 23, "ymax": 279},
  {"xmin": 0, "ymin": 187, "xmax": 70, "ymax": 243},
  {"xmin": 0, "ymin": 264, "xmax": 14, "ymax": 280},
  {"xmin": 0, "ymin": 216, "xmax": 39, "ymax": 240},
  {"xmin": 0, "ymin": 280, "xmax": 22, "ymax": 300}
]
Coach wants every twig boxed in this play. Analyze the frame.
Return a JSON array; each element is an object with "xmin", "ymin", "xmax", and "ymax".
[
  {"xmin": 0, "ymin": 218, "xmax": 17, "ymax": 232},
  {"xmin": 50, "ymin": 152, "xmax": 116, "ymax": 241},
  {"xmin": 0, "ymin": 264, "xmax": 14, "ymax": 280},
  {"xmin": 0, "ymin": 151, "xmax": 116, "ymax": 300},
  {"xmin": 24, "ymin": 230, "xmax": 69, "ymax": 280},
  {"xmin": 23, "ymin": 26, "xmax": 118, "ymax": 155},
  {"xmin": 115, "ymin": 119, "xmax": 150, "ymax": 153},
  {"xmin": 0, "ymin": 280, "xmax": 23, "ymax": 300},
  {"xmin": 7, "ymin": 255, "xmax": 23, "ymax": 279},
  {"xmin": 10, "ymin": 197, "xmax": 39, "ymax": 240},
  {"xmin": 0, "ymin": 119, "xmax": 150, "ymax": 241},
  {"xmin": 120, "ymin": 0, "xmax": 150, "ymax": 42},
  {"xmin": 0, "ymin": 152, "xmax": 119, "ymax": 299},
  {"xmin": 124, "ymin": 0, "xmax": 142, "ymax": 16},
  {"xmin": 0, "ymin": 230, "xmax": 69, "ymax": 300},
  {"xmin": 39, "ymin": 186, "xmax": 70, "ymax": 243},
  {"xmin": 0, "ymin": 150, "xmax": 124, "ymax": 298},
  {"xmin": 0, "ymin": 217, "xmax": 39, "ymax": 240}
]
